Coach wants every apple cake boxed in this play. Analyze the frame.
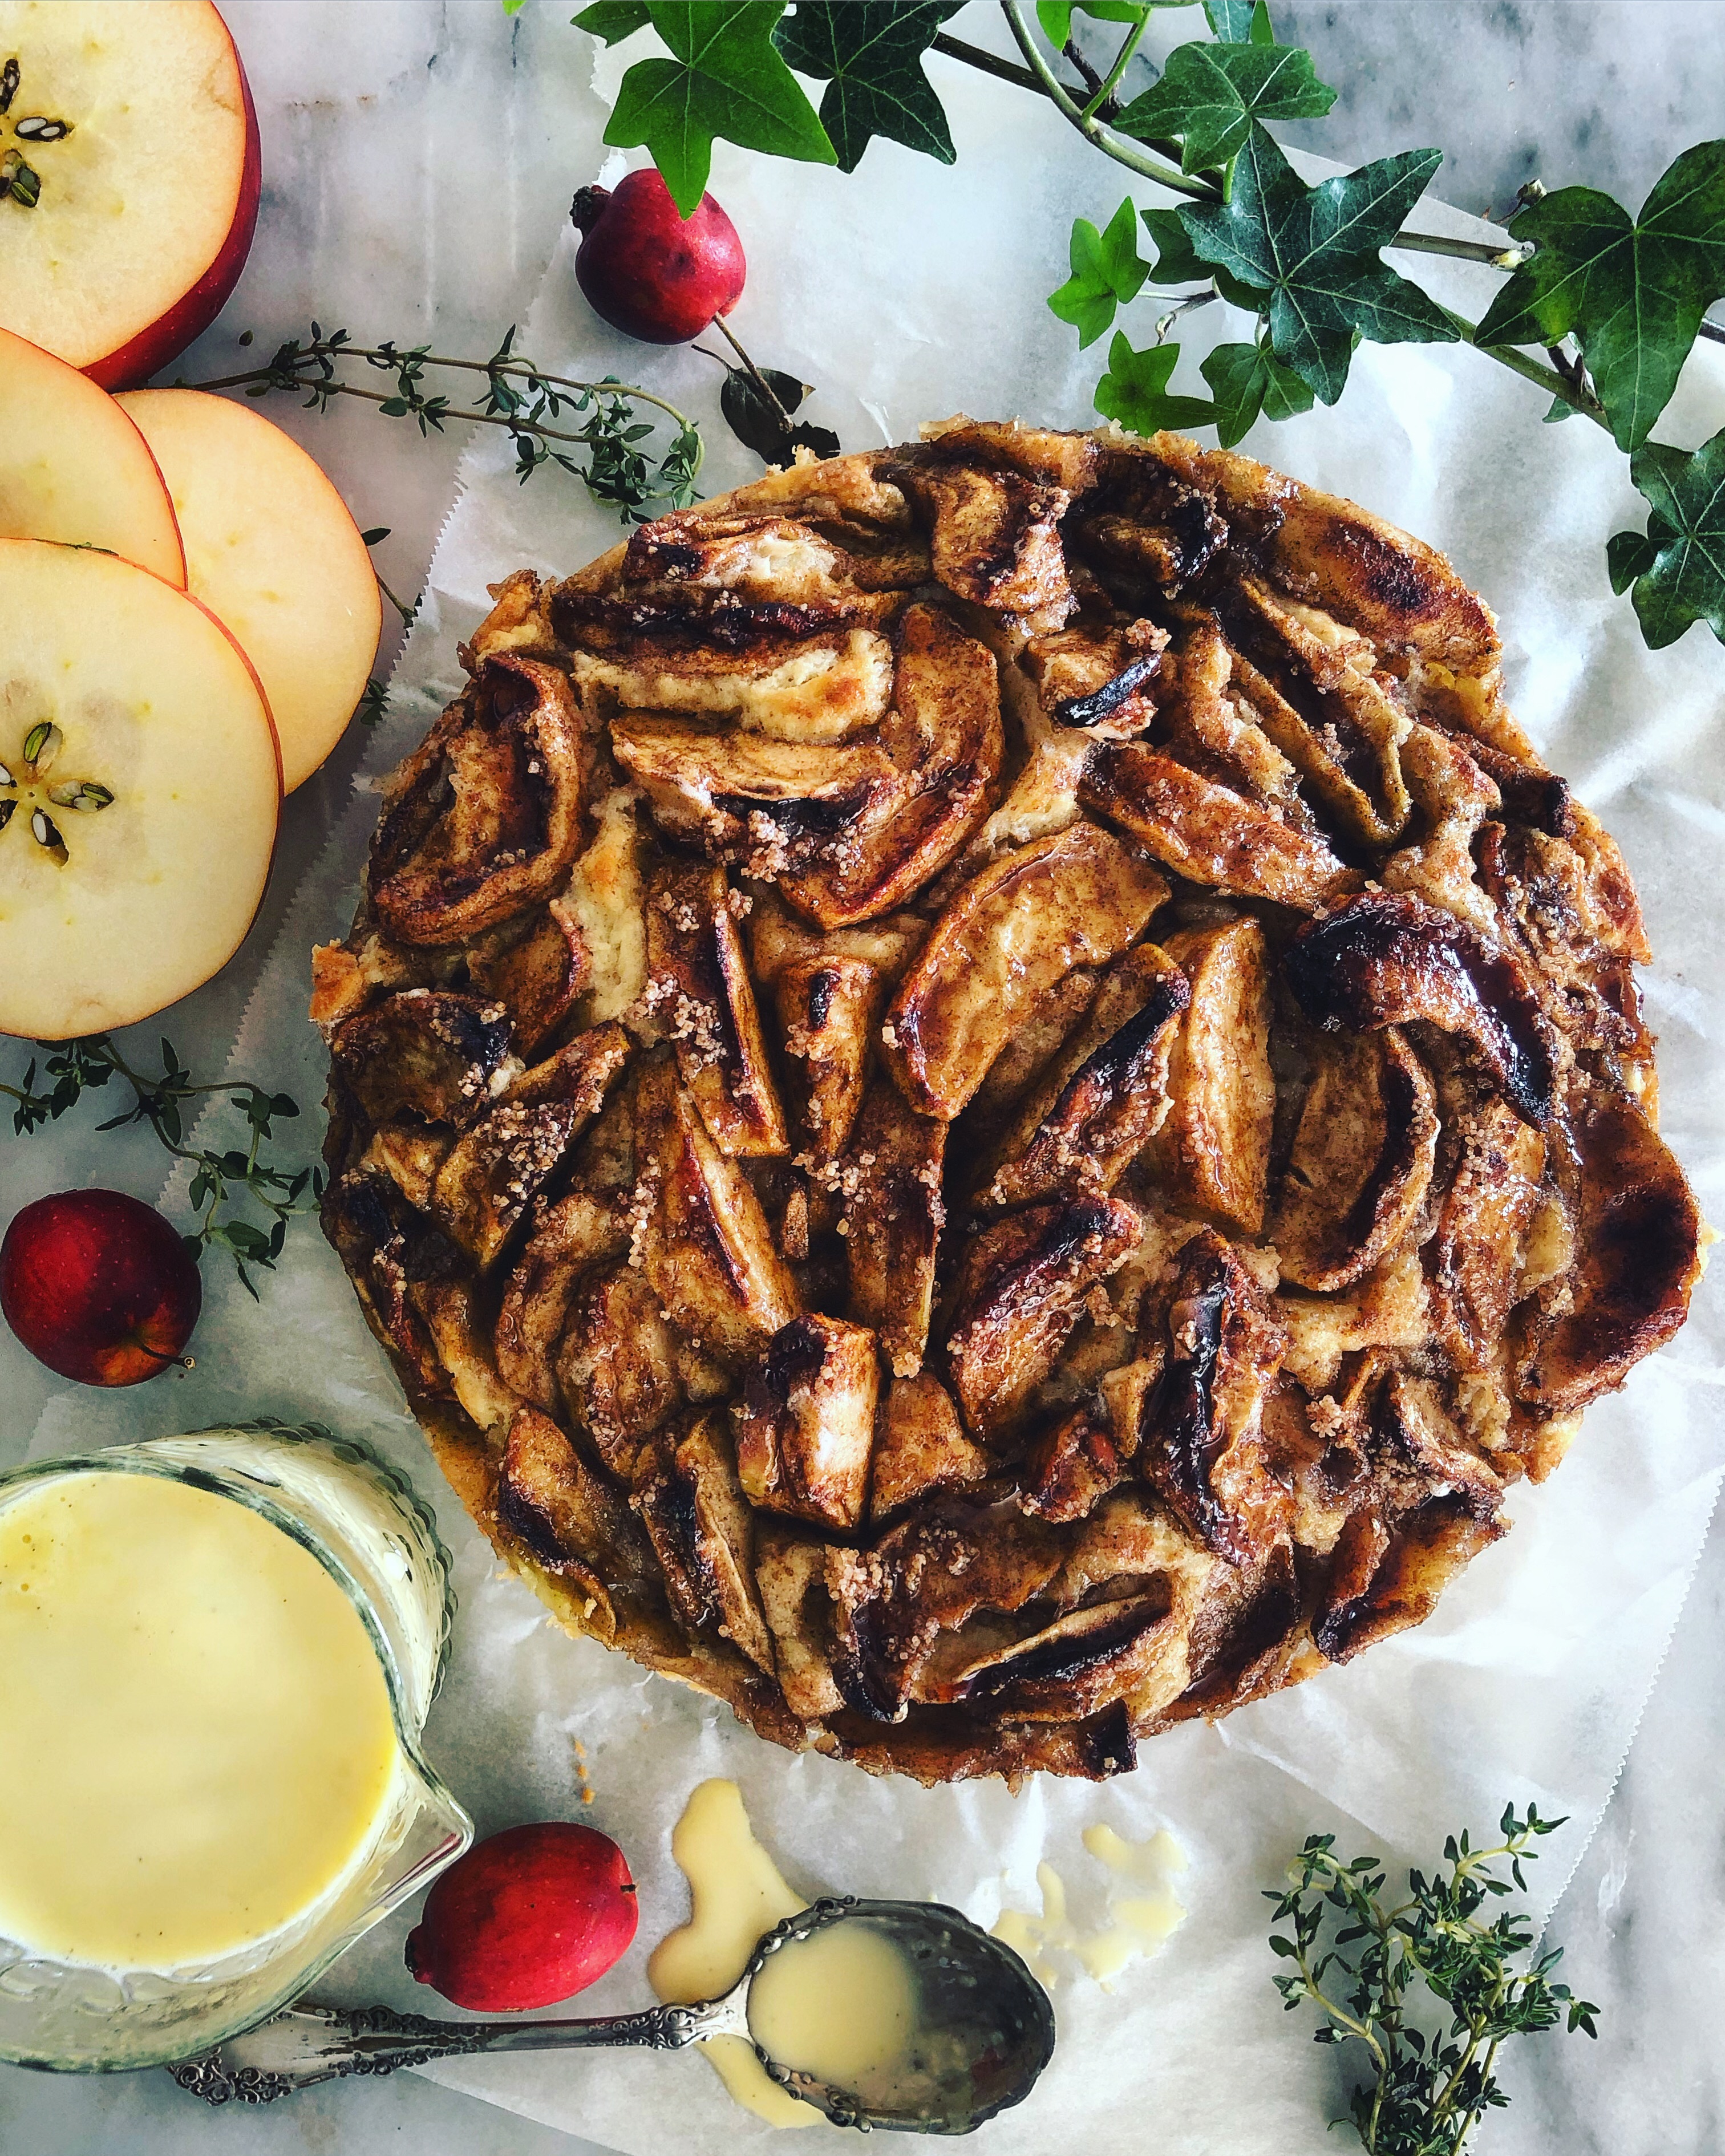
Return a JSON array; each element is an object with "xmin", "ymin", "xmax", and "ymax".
[{"xmin": 313, "ymin": 421, "xmax": 1703, "ymax": 1786}]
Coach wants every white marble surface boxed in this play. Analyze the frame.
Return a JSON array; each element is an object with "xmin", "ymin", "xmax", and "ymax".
[{"xmin": 3, "ymin": 5, "xmax": 1725, "ymax": 2152}]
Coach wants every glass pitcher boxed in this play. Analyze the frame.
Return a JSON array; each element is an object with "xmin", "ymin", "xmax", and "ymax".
[{"xmin": 0, "ymin": 1421, "xmax": 472, "ymax": 2073}]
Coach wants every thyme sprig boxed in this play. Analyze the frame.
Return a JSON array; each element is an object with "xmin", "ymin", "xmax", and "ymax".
[
  {"xmin": 184, "ymin": 323, "xmax": 704, "ymax": 523},
  {"xmin": 1266, "ymin": 1804, "xmax": 1599, "ymax": 2156},
  {"xmin": 1, "ymin": 1036, "xmax": 323, "ymax": 1298}
]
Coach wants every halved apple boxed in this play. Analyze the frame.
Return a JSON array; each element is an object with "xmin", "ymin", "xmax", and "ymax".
[
  {"xmin": 0, "ymin": 326, "xmax": 184, "ymax": 582},
  {"xmin": 116, "ymin": 390, "xmax": 383, "ymax": 793},
  {"xmin": 0, "ymin": 537, "xmax": 280, "ymax": 1040},
  {"xmin": 0, "ymin": 1, "xmax": 261, "ymax": 387}
]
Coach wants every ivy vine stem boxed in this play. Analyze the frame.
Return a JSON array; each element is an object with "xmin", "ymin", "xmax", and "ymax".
[{"xmin": 998, "ymin": 0, "xmax": 1215, "ymax": 197}]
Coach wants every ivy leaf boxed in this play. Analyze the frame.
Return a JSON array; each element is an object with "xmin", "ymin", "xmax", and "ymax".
[
  {"xmin": 1094, "ymin": 331, "xmax": 1217, "ymax": 433},
  {"xmin": 603, "ymin": 2, "xmax": 835, "ymax": 217},
  {"xmin": 1036, "ymin": 3, "xmax": 1159, "ymax": 48},
  {"xmin": 1179, "ymin": 126, "xmax": 1457, "ymax": 402},
  {"xmin": 1200, "ymin": 337, "xmax": 1314, "ymax": 444},
  {"xmin": 1116, "ymin": 41, "xmax": 1335, "ymax": 172},
  {"xmin": 1607, "ymin": 431, "xmax": 1725, "ymax": 648},
  {"xmin": 774, "ymin": 2, "xmax": 963, "ymax": 174},
  {"xmin": 1203, "ymin": 0, "xmax": 1274, "ymax": 42},
  {"xmin": 1475, "ymin": 141, "xmax": 1725, "ymax": 453},
  {"xmin": 573, "ymin": 1, "xmax": 651, "ymax": 40},
  {"xmin": 1049, "ymin": 197, "xmax": 1151, "ymax": 347}
]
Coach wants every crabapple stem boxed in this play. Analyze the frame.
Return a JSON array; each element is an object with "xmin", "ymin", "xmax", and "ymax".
[{"xmin": 708, "ymin": 315, "xmax": 795, "ymax": 423}]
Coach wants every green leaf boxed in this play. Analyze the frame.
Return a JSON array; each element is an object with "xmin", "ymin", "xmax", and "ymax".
[
  {"xmin": 1116, "ymin": 40, "xmax": 1334, "ymax": 171},
  {"xmin": 604, "ymin": 2, "xmax": 836, "ymax": 217},
  {"xmin": 1049, "ymin": 197, "xmax": 1151, "ymax": 347},
  {"xmin": 774, "ymin": 2, "xmax": 963, "ymax": 174},
  {"xmin": 1475, "ymin": 141, "xmax": 1725, "ymax": 452},
  {"xmin": 1141, "ymin": 205, "xmax": 1210, "ymax": 286},
  {"xmin": 574, "ymin": 0, "xmax": 651, "ymax": 40},
  {"xmin": 1204, "ymin": 0, "xmax": 1273, "ymax": 42},
  {"xmin": 1037, "ymin": 2, "xmax": 1160, "ymax": 46},
  {"xmin": 1199, "ymin": 337, "xmax": 1313, "ymax": 444},
  {"xmin": 1179, "ymin": 126, "xmax": 1457, "ymax": 402},
  {"xmin": 502, "ymin": 0, "xmax": 528, "ymax": 14},
  {"xmin": 1094, "ymin": 331, "xmax": 1217, "ymax": 434},
  {"xmin": 1609, "ymin": 429, "xmax": 1725, "ymax": 648}
]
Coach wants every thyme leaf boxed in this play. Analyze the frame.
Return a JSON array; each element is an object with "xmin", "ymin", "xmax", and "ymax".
[
  {"xmin": 1266, "ymin": 1802, "xmax": 1599, "ymax": 2155},
  {"xmin": 0, "ymin": 1035, "xmax": 322, "ymax": 1296}
]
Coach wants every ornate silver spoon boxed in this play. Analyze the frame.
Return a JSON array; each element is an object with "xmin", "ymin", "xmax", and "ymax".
[{"xmin": 166, "ymin": 1896, "xmax": 1056, "ymax": 2135}]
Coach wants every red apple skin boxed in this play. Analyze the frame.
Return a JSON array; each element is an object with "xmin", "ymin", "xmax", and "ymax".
[
  {"xmin": 0, "ymin": 1191, "xmax": 203, "ymax": 1387},
  {"xmin": 573, "ymin": 171, "xmax": 746, "ymax": 345},
  {"xmin": 405, "ymin": 1822, "xmax": 639, "ymax": 2012},
  {"xmin": 83, "ymin": 18, "xmax": 263, "ymax": 393}
]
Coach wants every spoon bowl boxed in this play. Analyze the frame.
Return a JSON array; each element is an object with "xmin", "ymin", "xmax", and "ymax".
[
  {"xmin": 167, "ymin": 1895, "xmax": 1056, "ymax": 2134},
  {"xmin": 747, "ymin": 1898, "xmax": 1056, "ymax": 2133}
]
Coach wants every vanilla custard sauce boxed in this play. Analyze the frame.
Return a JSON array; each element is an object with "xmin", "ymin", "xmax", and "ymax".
[
  {"xmin": 0, "ymin": 1470, "xmax": 402, "ymax": 1971},
  {"xmin": 748, "ymin": 1919, "xmax": 920, "ymax": 2089}
]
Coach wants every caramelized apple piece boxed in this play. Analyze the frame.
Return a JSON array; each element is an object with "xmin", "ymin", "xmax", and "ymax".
[
  {"xmin": 1141, "ymin": 1228, "xmax": 1290, "ymax": 1565},
  {"xmin": 632, "ymin": 1057, "xmax": 800, "ymax": 1368},
  {"xmin": 774, "ymin": 953, "xmax": 882, "ymax": 1164},
  {"xmin": 467, "ymin": 899, "xmax": 590, "ymax": 1057},
  {"xmin": 897, "ymin": 458, "xmax": 1074, "ymax": 630},
  {"xmin": 610, "ymin": 715, "xmax": 898, "ymax": 865},
  {"xmin": 884, "ymin": 820, "xmax": 1169, "ymax": 1119},
  {"xmin": 494, "ymin": 1192, "xmax": 629, "ymax": 1412},
  {"xmin": 362, "ymin": 1124, "xmax": 452, "ymax": 1213},
  {"xmin": 370, "ymin": 655, "xmax": 585, "ymax": 944},
  {"xmin": 584, "ymin": 621, "xmax": 894, "ymax": 744},
  {"xmin": 493, "ymin": 1408, "xmax": 663, "ymax": 1647},
  {"xmin": 946, "ymin": 1194, "xmax": 1142, "ymax": 1437},
  {"xmin": 983, "ymin": 943, "xmax": 1189, "ymax": 1207},
  {"xmin": 413, "ymin": 1274, "xmax": 520, "ymax": 1436},
  {"xmin": 645, "ymin": 862, "xmax": 787, "ymax": 1157},
  {"xmin": 840, "ymin": 1080, "xmax": 946, "ymax": 1377},
  {"xmin": 1019, "ymin": 1408, "xmax": 1124, "ymax": 1523},
  {"xmin": 1153, "ymin": 920, "xmax": 1274, "ymax": 1235},
  {"xmin": 754, "ymin": 1523, "xmax": 845, "ymax": 1718},
  {"xmin": 735, "ymin": 1314, "xmax": 880, "ymax": 1532},
  {"xmin": 1273, "ymin": 1029, "xmax": 1438, "ymax": 1293},
  {"xmin": 1080, "ymin": 741, "xmax": 1356, "ymax": 909},
  {"xmin": 1427, "ymin": 1097, "xmax": 1546, "ymax": 1369},
  {"xmin": 1285, "ymin": 891, "xmax": 1558, "ymax": 1127},
  {"xmin": 1382, "ymin": 1371, "xmax": 1505, "ymax": 1522},
  {"xmin": 1025, "ymin": 617, "xmax": 1166, "ymax": 737},
  {"xmin": 633, "ymin": 1411, "xmax": 774, "ymax": 1670},
  {"xmin": 620, "ymin": 512, "xmax": 856, "ymax": 606},
  {"xmin": 431, "ymin": 1025, "xmax": 631, "ymax": 1269},
  {"xmin": 331, "ymin": 991, "xmax": 513, "ymax": 1130},
  {"xmin": 1315, "ymin": 1497, "xmax": 1504, "ymax": 1664},
  {"xmin": 557, "ymin": 1265, "xmax": 683, "ymax": 1481},
  {"xmin": 1517, "ymin": 1084, "xmax": 1702, "ymax": 1412},
  {"xmin": 868, "ymin": 1374, "xmax": 987, "ymax": 1526},
  {"xmin": 781, "ymin": 603, "xmax": 1004, "ymax": 927}
]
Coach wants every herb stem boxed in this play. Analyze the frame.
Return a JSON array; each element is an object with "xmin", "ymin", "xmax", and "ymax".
[
  {"xmin": 375, "ymin": 574, "xmax": 419, "ymax": 628},
  {"xmin": 184, "ymin": 348, "xmax": 698, "ymax": 435},
  {"xmin": 998, "ymin": 0, "xmax": 1217, "ymax": 199}
]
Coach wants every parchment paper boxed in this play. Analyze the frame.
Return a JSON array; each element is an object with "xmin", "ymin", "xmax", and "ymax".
[{"xmin": 29, "ymin": 27, "xmax": 1725, "ymax": 2154}]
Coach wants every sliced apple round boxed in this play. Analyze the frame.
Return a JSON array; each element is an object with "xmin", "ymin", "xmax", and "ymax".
[
  {"xmin": 0, "ymin": 1, "xmax": 261, "ymax": 388},
  {"xmin": 0, "ymin": 325, "xmax": 184, "ymax": 583},
  {"xmin": 0, "ymin": 537, "xmax": 280, "ymax": 1040},
  {"xmin": 116, "ymin": 390, "xmax": 383, "ymax": 793}
]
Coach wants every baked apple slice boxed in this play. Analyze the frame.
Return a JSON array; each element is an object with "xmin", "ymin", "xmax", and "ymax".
[
  {"xmin": 0, "ymin": 537, "xmax": 278, "ymax": 1039},
  {"xmin": 116, "ymin": 391, "xmax": 383, "ymax": 793},
  {"xmin": 0, "ymin": 327, "xmax": 183, "ymax": 583},
  {"xmin": 0, "ymin": 1, "xmax": 261, "ymax": 387},
  {"xmin": 884, "ymin": 819, "xmax": 1169, "ymax": 1119}
]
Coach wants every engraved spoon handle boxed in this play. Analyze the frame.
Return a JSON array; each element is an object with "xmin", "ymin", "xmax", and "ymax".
[{"xmin": 167, "ymin": 1994, "xmax": 743, "ymax": 2105}]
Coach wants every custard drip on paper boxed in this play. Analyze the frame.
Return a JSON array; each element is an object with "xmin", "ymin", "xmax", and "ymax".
[
  {"xmin": 993, "ymin": 1826, "xmax": 1187, "ymax": 1989},
  {"xmin": 648, "ymin": 1778, "xmax": 816, "ymax": 2129}
]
